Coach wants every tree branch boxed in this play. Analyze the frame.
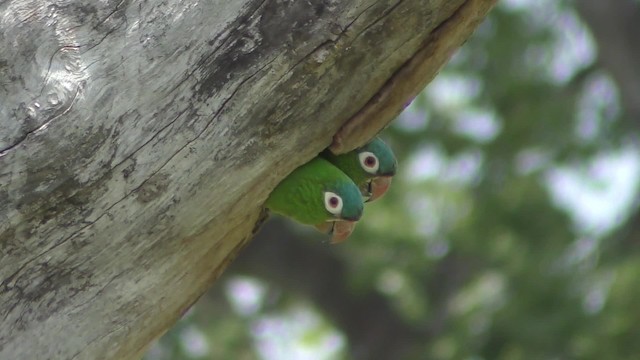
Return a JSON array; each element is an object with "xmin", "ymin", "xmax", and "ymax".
[{"xmin": 0, "ymin": 0, "xmax": 496, "ymax": 357}]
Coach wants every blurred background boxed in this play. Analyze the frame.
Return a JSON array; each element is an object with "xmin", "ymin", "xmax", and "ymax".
[{"xmin": 145, "ymin": 0, "xmax": 640, "ymax": 359}]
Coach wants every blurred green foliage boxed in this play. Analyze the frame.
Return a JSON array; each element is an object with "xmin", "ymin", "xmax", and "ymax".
[{"xmin": 146, "ymin": 2, "xmax": 640, "ymax": 359}]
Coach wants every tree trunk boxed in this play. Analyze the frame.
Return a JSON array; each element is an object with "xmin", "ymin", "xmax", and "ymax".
[{"xmin": 0, "ymin": 0, "xmax": 495, "ymax": 358}]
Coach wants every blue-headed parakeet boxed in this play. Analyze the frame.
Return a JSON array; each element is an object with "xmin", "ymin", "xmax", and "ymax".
[
  {"xmin": 266, "ymin": 157, "xmax": 364, "ymax": 242},
  {"xmin": 322, "ymin": 136, "xmax": 398, "ymax": 202}
]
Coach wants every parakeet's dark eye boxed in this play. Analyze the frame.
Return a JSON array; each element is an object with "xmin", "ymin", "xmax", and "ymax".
[
  {"xmin": 365, "ymin": 156, "xmax": 376, "ymax": 167},
  {"xmin": 324, "ymin": 191, "xmax": 343, "ymax": 215},
  {"xmin": 358, "ymin": 151, "xmax": 380, "ymax": 174}
]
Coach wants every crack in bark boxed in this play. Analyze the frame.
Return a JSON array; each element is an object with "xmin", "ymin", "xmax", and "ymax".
[
  {"xmin": 0, "ymin": 21, "xmax": 126, "ymax": 155},
  {"xmin": 33, "ymin": 84, "xmax": 82, "ymax": 133},
  {"xmin": 330, "ymin": 0, "xmax": 497, "ymax": 153},
  {"xmin": 2, "ymin": 0, "xmax": 284, "ymax": 289},
  {"xmin": 347, "ymin": 0, "xmax": 405, "ymax": 47},
  {"xmin": 70, "ymin": 322, "xmax": 128, "ymax": 360},
  {"xmin": 166, "ymin": 0, "xmax": 271, "ymax": 97},
  {"xmin": 82, "ymin": 22, "xmax": 124, "ymax": 53},
  {"xmin": 69, "ymin": 268, "xmax": 128, "ymax": 313},
  {"xmin": 68, "ymin": 209, "xmax": 259, "ymax": 360},
  {"xmin": 0, "ymin": 83, "xmax": 82, "ymax": 155},
  {"xmin": 39, "ymin": 45, "xmax": 80, "ymax": 97},
  {"xmin": 279, "ymin": 0, "xmax": 397, "ymax": 91},
  {"xmin": 0, "ymin": 108, "xmax": 189, "ymax": 292},
  {"xmin": 0, "ymin": 52, "xmax": 278, "ymax": 301},
  {"xmin": 0, "ymin": 1, "xmax": 496, "ymax": 356},
  {"xmin": 93, "ymin": 0, "xmax": 128, "ymax": 31},
  {"xmin": 345, "ymin": 1, "xmax": 383, "ymax": 32},
  {"xmin": 124, "ymin": 54, "xmax": 279, "ymax": 196}
]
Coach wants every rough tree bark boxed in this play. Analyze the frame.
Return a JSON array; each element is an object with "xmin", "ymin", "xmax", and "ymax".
[{"xmin": 0, "ymin": 0, "xmax": 496, "ymax": 358}]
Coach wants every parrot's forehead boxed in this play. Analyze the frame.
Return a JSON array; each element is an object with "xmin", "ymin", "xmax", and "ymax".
[
  {"xmin": 360, "ymin": 138, "xmax": 389, "ymax": 156},
  {"xmin": 325, "ymin": 179, "xmax": 354, "ymax": 194}
]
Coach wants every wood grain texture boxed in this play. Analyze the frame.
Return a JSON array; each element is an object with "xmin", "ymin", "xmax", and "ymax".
[
  {"xmin": 0, "ymin": 0, "xmax": 495, "ymax": 358},
  {"xmin": 330, "ymin": 0, "xmax": 498, "ymax": 153}
]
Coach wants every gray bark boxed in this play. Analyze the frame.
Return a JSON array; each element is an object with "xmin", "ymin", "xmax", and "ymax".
[{"xmin": 0, "ymin": 0, "xmax": 495, "ymax": 358}]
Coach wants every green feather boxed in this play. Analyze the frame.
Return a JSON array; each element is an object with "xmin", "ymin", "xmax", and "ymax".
[
  {"xmin": 321, "ymin": 136, "xmax": 398, "ymax": 189},
  {"xmin": 266, "ymin": 157, "xmax": 364, "ymax": 225}
]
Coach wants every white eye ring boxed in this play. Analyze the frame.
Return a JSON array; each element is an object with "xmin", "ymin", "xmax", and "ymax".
[
  {"xmin": 358, "ymin": 151, "xmax": 379, "ymax": 174},
  {"xmin": 324, "ymin": 192, "xmax": 343, "ymax": 216}
]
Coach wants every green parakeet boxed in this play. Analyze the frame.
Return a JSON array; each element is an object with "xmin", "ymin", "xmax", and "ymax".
[
  {"xmin": 322, "ymin": 136, "xmax": 398, "ymax": 202},
  {"xmin": 266, "ymin": 157, "xmax": 364, "ymax": 242}
]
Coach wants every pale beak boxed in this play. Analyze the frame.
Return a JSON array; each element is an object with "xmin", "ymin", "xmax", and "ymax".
[
  {"xmin": 313, "ymin": 221, "xmax": 357, "ymax": 244},
  {"xmin": 368, "ymin": 176, "xmax": 393, "ymax": 202},
  {"xmin": 314, "ymin": 222, "xmax": 334, "ymax": 234},
  {"xmin": 329, "ymin": 221, "xmax": 357, "ymax": 244}
]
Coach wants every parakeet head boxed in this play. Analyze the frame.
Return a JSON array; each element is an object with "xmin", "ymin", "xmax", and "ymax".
[
  {"xmin": 355, "ymin": 137, "xmax": 397, "ymax": 201},
  {"xmin": 322, "ymin": 137, "xmax": 397, "ymax": 201},
  {"xmin": 322, "ymin": 179, "xmax": 364, "ymax": 222},
  {"xmin": 358, "ymin": 137, "xmax": 398, "ymax": 178},
  {"xmin": 265, "ymin": 157, "xmax": 364, "ymax": 226}
]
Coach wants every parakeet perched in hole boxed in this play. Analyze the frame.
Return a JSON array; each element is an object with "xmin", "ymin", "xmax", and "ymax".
[
  {"xmin": 322, "ymin": 136, "xmax": 398, "ymax": 202},
  {"xmin": 266, "ymin": 157, "xmax": 364, "ymax": 242}
]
